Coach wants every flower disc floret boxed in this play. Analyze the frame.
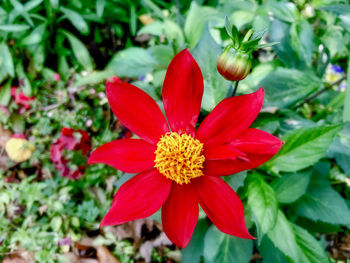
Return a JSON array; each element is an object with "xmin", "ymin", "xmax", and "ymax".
[{"xmin": 154, "ymin": 132, "xmax": 205, "ymax": 184}]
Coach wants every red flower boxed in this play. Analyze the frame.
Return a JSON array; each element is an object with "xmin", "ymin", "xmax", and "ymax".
[
  {"xmin": 11, "ymin": 87, "xmax": 35, "ymax": 113},
  {"xmin": 88, "ymin": 49, "xmax": 283, "ymax": 248},
  {"xmin": 51, "ymin": 127, "xmax": 91, "ymax": 180}
]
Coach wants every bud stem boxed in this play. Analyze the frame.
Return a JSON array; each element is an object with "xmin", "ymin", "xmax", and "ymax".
[
  {"xmin": 232, "ymin": 81, "xmax": 240, "ymax": 96},
  {"xmin": 227, "ymin": 81, "xmax": 240, "ymax": 97}
]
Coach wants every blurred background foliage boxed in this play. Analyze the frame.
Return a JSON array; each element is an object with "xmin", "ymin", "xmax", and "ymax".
[{"xmin": 0, "ymin": 0, "xmax": 350, "ymax": 262}]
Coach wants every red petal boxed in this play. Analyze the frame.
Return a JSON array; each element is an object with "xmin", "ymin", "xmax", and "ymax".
[
  {"xmin": 100, "ymin": 169, "xmax": 171, "ymax": 227},
  {"xmin": 196, "ymin": 88, "xmax": 264, "ymax": 147},
  {"xmin": 194, "ymin": 176, "xmax": 254, "ymax": 239},
  {"xmin": 107, "ymin": 81, "xmax": 169, "ymax": 145},
  {"xmin": 88, "ymin": 139, "xmax": 156, "ymax": 173},
  {"xmin": 162, "ymin": 183, "xmax": 198, "ymax": 248},
  {"xmin": 230, "ymin": 128, "xmax": 283, "ymax": 154},
  {"xmin": 204, "ymin": 128, "xmax": 283, "ymax": 176},
  {"xmin": 162, "ymin": 49, "xmax": 203, "ymax": 133},
  {"xmin": 204, "ymin": 156, "xmax": 268, "ymax": 176},
  {"xmin": 204, "ymin": 144, "xmax": 246, "ymax": 161}
]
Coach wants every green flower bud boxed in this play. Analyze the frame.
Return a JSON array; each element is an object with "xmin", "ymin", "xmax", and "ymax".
[
  {"xmin": 217, "ymin": 17, "xmax": 278, "ymax": 82},
  {"xmin": 217, "ymin": 46, "xmax": 252, "ymax": 81}
]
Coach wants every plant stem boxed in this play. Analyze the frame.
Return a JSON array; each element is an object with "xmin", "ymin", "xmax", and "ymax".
[
  {"xmin": 232, "ymin": 81, "xmax": 240, "ymax": 96},
  {"xmin": 294, "ymin": 76, "xmax": 346, "ymax": 109}
]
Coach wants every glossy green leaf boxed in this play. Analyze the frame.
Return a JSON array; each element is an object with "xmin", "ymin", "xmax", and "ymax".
[
  {"xmin": 129, "ymin": 4, "xmax": 137, "ymax": 36},
  {"xmin": 267, "ymin": 211, "xmax": 299, "ymax": 263},
  {"xmin": 15, "ymin": 62, "xmax": 31, "ymax": 95},
  {"xmin": 63, "ymin": 31, "xmax": 93, "ymax": 71},
  {"xmin": 225, "ymin": 171, "xmax": 247, "ymax": 191},
  {"xmin": 0, "ymin": 81, "xmax": 11, "ymax": 106},
  {"xmin": 267, "ymin": 124, "xmax": 343, "ymax": 172},
  {"xmin": 108, "ymin": 47, "xmax": 157, "ymax": 78},
  {"xmin": 247, "ymin": 173, "xmax": 278, "ymax": 240},
  {"xmin": 138, "ymin": 19, "xmax": 184, "ymax": 51},
  {"xmin": 320, "ymin": 4, "xmax": 350, "ymax": 16},
  {"xmin": 0, "ymin": 24, "xmax": 30, "ymax": 32},
  {"xmin": 182, "ymin": 219, "xmax": 209, "ymax": 263},
  {"xmin": 296, "ymin": 174, "xmax": 350, "ymax": 226},
  {"xmin": 258, "ymin": 236, "xmax": 288, "ymax": 263},
  {"xmin": 292, "ymin": 224, "xmax": 329, "ymax": 263},
  {"xmin": 184, "ymin": 2, "xmax": 217, "ymax": 48},
  {"xmin": 269, "ymin": 2, "xmax": 297, "ymax": 23},
  {"xmin": 21, "ymin": 23, "xmax": 46, "ymax": 45},
  {"xmin": 60, "ymin": 7, "xmax": 89, "ymax": 34},
  {"xmin": 272, "ymin": 171, "xmax": 312, "ymax": 204},
  {"xmin": 204, "ymin": 225, "xmax": 253, "ymax": 263},
  {"xmin": 193, "ymin": 26, "xmax": 230, "ymax": 112},
  {"xmin": 96, "ymin": 0, "xmax": 106, "ymax": 17},
  {"xmin": 0, "ymin": 42, "xmax": 14, "ymax": 82},
  {"xmin": 290, "ymin": 19, "xmax": 314, "ymax": 68},
  {"xmin": 261, "ymin": 68, "xmax": 321, "ymax": 108},
  {"xmin": 75, "ymin": 69, "xmax": 114, "ymax": 87},
  {"xmin": 148, "ymin": 45, "xmax": 174, "ymax": 69},
  {"xmin": 269, "ymin": 20, "xmax": 299, "ymax": 68}
]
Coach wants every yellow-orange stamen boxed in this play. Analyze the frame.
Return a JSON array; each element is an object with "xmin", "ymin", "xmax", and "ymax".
[{"xmin": 154, "ymin": 132, "xmax": 205, "ymax": 184}]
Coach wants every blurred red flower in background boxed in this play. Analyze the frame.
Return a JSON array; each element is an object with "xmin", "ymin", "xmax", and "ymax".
[
  {"xmin": 11, "ymin": 87, "xmax": 35, "ymax": 113},
  {"xmin": 51, "ymin": 127, "xmax": 91, "ymax": 180},
  {"xmin": 88, "ymin": 49, "xmax": 283, "ymax": 248}
]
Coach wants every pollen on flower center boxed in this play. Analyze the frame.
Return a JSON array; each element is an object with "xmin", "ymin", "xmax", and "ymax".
[{"xmin": 154, "ymin": 132, "xmax": 205, "ymax": 184}]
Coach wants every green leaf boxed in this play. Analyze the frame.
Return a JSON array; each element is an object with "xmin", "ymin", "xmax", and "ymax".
[
  {"xmin": 184, "ymin": 2, "xmax": 217, "ymax": 48},
  {"xmin": 74, "ymin": 69, "xmax": 114, "ymax": 87},
  {"xmin": 290, "ymin": 19, "xmax": 314, "ymax": 68},
  {"xmin": 193, "ymin": 25, "xmax": 230, "ymax": 112},
  {"xmin": 320, "ymin": 4, "xmax": 350, "ymax": 16},
  {"xmin": 108, "ymin": 47, "xmax": 157, "ymax": 78},
  {"xmin": 267, "ymin": 124, "xmax": 343, "ymax": 172},
  {"xmin": 96, "ymin": 0, "xmax": 106, "ymax": 17},
  {"xmin": 343, "ymin": 58, "xmax": 350, "ymax": 122},
  {"xmin": 255, "ymin": 42, "xmax": 279, "ymax": 49},
  {"xmin": 321, "ymin": 26, "xmax": 345, "ymax": 58},
  {"xmin": 269, "ymin": 2, "xmax": 297, "ymax": 23},
  {"xmin": 63, "ymin": 31, "xmax": 93, "ymax": 71},
  {"xmin": 204, "ymin": 225, "xmax": 253, "ymax": 263},
  {"xmin": 0, "ymin": 24, "xmax": 30, "ymax": 32},
  {"xmin": 292, "ymin": 224, "xmax": 329, "ymax": 263},
  {"xmin": 247, "ymin": 173, "xmax": 278, "ymax": 241},
  {"xmin": 0, "ymin": 42, "xmax": 14, "ymax": 82},
  {"xmin": 163, "ymin": 20, "xmax": 185, "ymax": 50},
  {"xmin": 269, "ymin": 20, "xmax": 299, "ymax": 68},
  {"xmin": 224, "ymin": 16, "xmax": 233, "ymax": 38},
  {"xmin": 0, "ymin": 81, "xmax": 11, "ymax": 106},
  {"xmin": 272, "ymin": 171, "xmax": 312, "ymax": 204},
  {"xmin": 21, "ymin": 23, "xmax": 46, "ymax": 45},
  {"xmin": 250, "ymin": 28, "xmax": 267, "ymax": 41},
  {"xmin": 295, "ymin": 174, "xmax": 350, "ymax": 226},
  {"xmin": 261, "ymin": 68, "xmax": 321, "ymax": 108},
  {"xmin": 129, "ymin": 3, "xmax": 137, "ymax": 36},
  {"xmin": 267, "ymin": 211, "xmax": 300, "ymax": 263},
  {"xmin": 148, "ymin": 45, "xmax": 174, "ymax": 69},
  {"xmin": 16, "ymin": 62, "xmax": 31, "ymax": 95},
  {"xmin": 328, "ymin": 125, "xmax": 350, "ymax": 177},
  {"xmin": 225, "ymin": 171, "xmax": 247, "ymax": 191},
  {"xmin": 60, "ymin": 7, "xmax": 89, "ymax": 35},
  {"xmin": 182, "ymin": 219, "xmax": 209, "ymax": 263},
  {"xmin": 258, "ymin": 236, "xmax": 288, "ymax": 263},
  {"xmin": 138, "ymin": 20, "xmax": 184, "ymax": 51}
]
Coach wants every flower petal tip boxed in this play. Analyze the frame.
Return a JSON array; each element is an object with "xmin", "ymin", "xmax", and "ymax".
[
  {"xmin": 106, "ymin": 76, "xmax": 122, "ymax": 85},
  {"xmin": 256, "ymin": 87, "xmax": 265, "ymax": 98}
]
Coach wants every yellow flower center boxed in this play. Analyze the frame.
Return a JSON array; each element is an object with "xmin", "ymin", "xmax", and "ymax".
[{"xmin": 154, "ymin": 132, "xmax": 205, "ymax": 184}]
